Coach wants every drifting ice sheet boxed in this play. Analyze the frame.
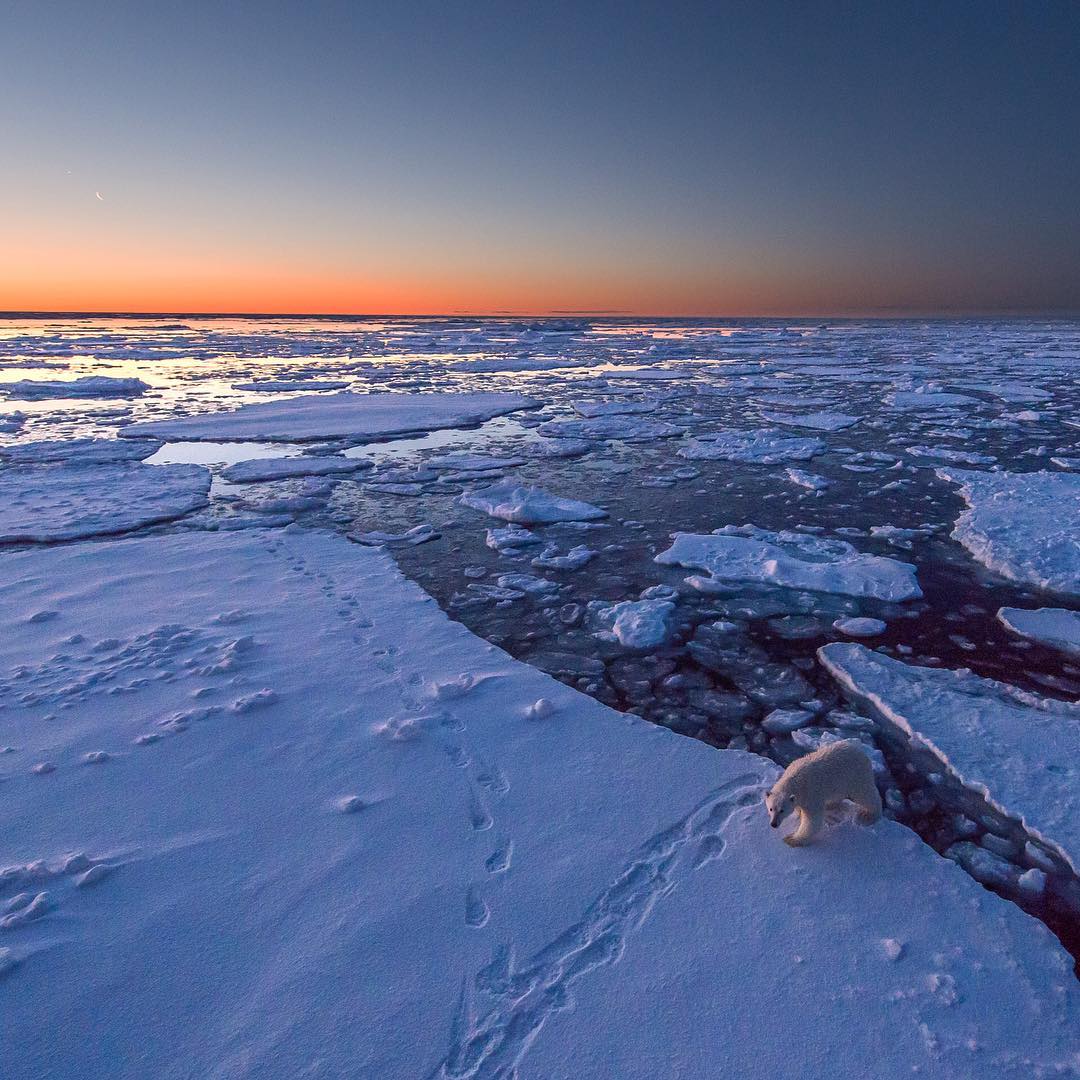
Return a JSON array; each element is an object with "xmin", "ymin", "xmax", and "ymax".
[
  {"xmin": 0, "ymin": 532, "xmax": 1076, "ymax": 1078},
  {"xmin": 119, "ymin": 391, "xmax": 538, "ymax": 443},
  {"xmin": 221, "ymin": 456, "xmax": 372, "ymax": 483},
  {"xmin": 0, "ymin": 438, "xmax": 162, "ymax": 465},
  {"xmin": 656, "ymin": 526, "xmax": 922, "ymax": 601},
  {"xmin": 460, "ymin": 480, "xmax": 608, "ymax": 524},
  {"xmin": 678, "ymin": 430, "xmax": 825, "ymax": 463},
  {"xmin": 936, "ymin": 468, "xmax": 1080, "ymax": 596},
  {"xmin": 0, "ymin": 462, "xmax": 211, "ymax": 543},
  {"xmin": 997, "ymin": 607, "xmax": 1080, "ymax": 657},
  {"xmin": 2, "ymin": 376, "xmax": 151, "ymax": 399},
  {"xmin": 819, "ymin": 642, "xmax": 1080, "ymax": 876}
]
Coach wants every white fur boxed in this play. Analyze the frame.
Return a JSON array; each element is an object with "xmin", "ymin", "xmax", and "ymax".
[{"xmin": 765, "ymin": 739, "xmax": 882, "ymax": 847}]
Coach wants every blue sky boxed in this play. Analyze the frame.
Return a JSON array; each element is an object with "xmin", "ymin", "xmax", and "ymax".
[{"xmin": 3, "ymin": 1, "xmax": 1078, "ymax": 313}]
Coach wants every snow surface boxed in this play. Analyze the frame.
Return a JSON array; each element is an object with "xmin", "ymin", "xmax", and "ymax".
[
  {"xmin": 656, "ymin": 526, "xmax": 923, "ymax": 601},
  {"xmin": 1, "ymin": 531, "xmax": 1077, "ymax": 1078},
  {"xmin": 997, "ymin": 607, "xmax": 1080, "ymax": 657},
  {"xmin": 461, "ymin": 481, "xmax": 608, "ymax": 524},
  {"xmin": 0, "ymin": 438, "xmax": 162, "ymax": 465},
  {"xmin": 120, "ymin": 392, "xmax": 538, "ymax": 443},
  {"xmin": 2, "ymin": 376, "xmax": 151, "ymax": 399},
  {"xmin": 0, "ymin": 463, "xmax": 211, "ymax": 543},
  {"xmin": 936, "ymin": 468, "xmax": 1080, "ymax": 596},
  {"xmin": 819, "ymin": 643, "xmax": 1080, "ymax": 876}
]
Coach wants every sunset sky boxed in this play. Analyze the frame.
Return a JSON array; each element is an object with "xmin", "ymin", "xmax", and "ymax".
[{"xmin": 3, "ymin": 1, "xmax": 1079, "ymax": 316}]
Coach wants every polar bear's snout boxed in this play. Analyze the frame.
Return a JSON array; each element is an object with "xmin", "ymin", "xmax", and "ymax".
[{"xmin": 764, "ymin": 788, "xmax": 794, "ymax": 828}]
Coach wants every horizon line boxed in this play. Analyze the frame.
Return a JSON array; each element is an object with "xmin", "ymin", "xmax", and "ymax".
[{"xmin": 3, "ymin": 308, "xmax": 1080, "ymax": 321}]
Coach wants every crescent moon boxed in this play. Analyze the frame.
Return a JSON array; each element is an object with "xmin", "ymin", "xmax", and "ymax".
[{"xmin": 95, "ymin": 191, "xmax": 104, "ymax": 201}]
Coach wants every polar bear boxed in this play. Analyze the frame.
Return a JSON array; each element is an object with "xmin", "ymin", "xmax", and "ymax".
[{"xmin": 765, "ymin": 738, "xmax": 882, "ymax": 846}]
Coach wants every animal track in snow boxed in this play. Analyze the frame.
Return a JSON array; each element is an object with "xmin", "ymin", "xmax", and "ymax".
[
  {"xmin": 0, "ymin": 624, "xmax": 259, "ymax": 712},
  {"xmin": 465, "ymin": 886, "xmax": 490, "ymax": 929},
  {"xmin": 434, "ymin": 773, "xmax": 762, "ymax": 1079},
  {"xmin": 485, "ymin": 840, "xmax": 513, "ymax": 875},
  {"xmin": 468, "ymin": 791, "xmax": 494, "ymax": 833},
  {"xmin": 0, "ymin": 851, "xmax": 119, "ymax": 950}
]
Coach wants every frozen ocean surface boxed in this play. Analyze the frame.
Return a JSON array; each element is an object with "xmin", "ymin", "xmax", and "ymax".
[{"xmin": 1, "ymin": 314, "xmax": 1079, "ymax": 1077}]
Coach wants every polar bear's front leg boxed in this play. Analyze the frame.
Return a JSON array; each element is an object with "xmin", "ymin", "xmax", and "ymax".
[{"xmin": 784, "ymin": 806, "xmax": 823, "ymax": 847}]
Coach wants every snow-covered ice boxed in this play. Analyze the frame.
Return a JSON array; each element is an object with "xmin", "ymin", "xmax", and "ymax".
[
  {"xmin": 120, "ymin": 391, "xmax": 538, "ymax": 443},
  {"xmin": 220, "ymin": 455, "xmax": 372, "ymax": 483},
  {"xmin": 760, "ymin": 410, "xmax": 860, "ymax": 431},
  {"xmin": 587, "ymin": 598, "xmax": 677, "ymax": 649},
  {"xmin": 936, "ymin": 468, "xmax": 1080, "ymax": 596},
  {"xmin": 2, "ymin": 376, "xmax": 151, "ymax": 399},
  {"xmin": 0, "ymin": 438, "xmax": 162, "ymax": 465},
  {"xmin": 678, "ymin": 430, "xmax": 825, "ymax": 463},
  {"xmin": 997, "ymin": 607, "xmax": 1080, "ymax": 657},
  {"xmin": 819, "ymin": 642, "xmax": 1080, "ymax": 881},
  {"xmin": 656, "ymin": 526, "xmax": 923, "ymax": 601},
  {"xmin": 0, "ymin": 462, "xmax": 211, "ymax": 543},
  {"xmin": 461, "ymin": 481, "xmax": 608, "ymax": 524},
  {"xmin": 1, "ymin": 530, "xmax": 1077, "ymax": 1078}
]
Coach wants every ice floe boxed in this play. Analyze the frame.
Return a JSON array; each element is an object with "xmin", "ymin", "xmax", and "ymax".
[
  {"xmin": 220, "ymin": 456, "xmax": 372, "ymax": 483},
  {"xmin": 537, "ymin": 416, "xmax": 685, "ymax": 442},
  {"xmin": 997, "ymin": 607, "xmax": 1080, "ymax": 657},
  {"xmin": 655, "ymin": 526, "xmax": 922, "ymax": 600},
  {"xmin": 759, "ymin": 410, "xmax": 860, "ymax": 431},
  {"xmin": 0, "ymin": 463, "xmax": 211, "ymax": 543},
  {"xmin": 120, "ymin": 391, "xmax": 538, "ymax": 443},
  {"xmin": 936, "ymin": 468, "xmax": 1080, "ymax": 596},
  {"xmin": 2, "ymin": 377, "xmax": 151, "ymax": 399},
  {"xmin": 819, "ymin": 642, "xmax": 1080, "ymax": 888},
  {"xmin": 461, "ymin": 481, "xmax": 608, "ymax": 524},
  {"xmin": 678, "ymin": 430, "xmax": 825, "ymax": 463},
  {"xmin": 587, "ymin": 598, "xmax": 677, "ymax": 649},
  {"xmin": 231, "ymin": 379, "xmax": 350, "ymax": 392},
  {"xmin": 0, "ymin": 438, "xmax": 162, "ymax": 465}
]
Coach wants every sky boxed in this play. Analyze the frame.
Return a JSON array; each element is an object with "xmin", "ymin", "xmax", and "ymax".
[{"xmin": 2, "ymin": 1, "xmax": 1079, "ymax": 316}]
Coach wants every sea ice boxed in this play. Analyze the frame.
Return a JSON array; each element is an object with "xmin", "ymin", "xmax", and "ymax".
[
  {"xmin": 2, "ymin": 376, "xmax": 151, "ymax": 399},
  {"xmin": 656, "ymin": 526, "xmax": 922, "ymax": 601},
  {"xmin": 0, "ymin": 462, "xmax": 211, "ymax": 543},
  {"xmin": 0, "ymin": 438, "xmax": 162, "ymax": 465},
  {"xmin": 759, "ymin": 410, "xmax": 860, "ymax": 431},
  {"xmin": 785, "ymin": 468, "xmax": 830, "ymax": 491},
  {"xmin": 232, "ymin": 379, "xmax": 350, "ymax": 392},
  {"xmin": 677, "ymin": 430, "xmax": 825, "ymax": 464},
  {"xmin": 936, "ymin": 468, "xmax": 1080, "ymax": 596},
  {"xmin": 221, "ymin": 456, "xmax": 372, "ymax": 483},
  {"xmin": 537, "ymin": 416, "xmax": 685, "ymax": 442},
  {"xmin": 885, "ymin": 389, "xmax": 980, "ymax": 409},
  {"xmin": 461, "ymin": 481, "xmax": 607, "ymax": 524},
  {"xmin": 587, "ymin": 598, "xmax": 677, "ymax": 649},
  {"xmin": 997, "ymin": 607, "xmax": 1080, "ymax": 657},
  {"xmin": 819, "ymin": 642, "xmax": 1080, "ymax": 878},
  {"xmin": 119, "ymin": 391, "xmax": 538, "ymax": 443},
  {"xmin": 834, "ymin": 617, "xmax": 888, "ymax": 637}
]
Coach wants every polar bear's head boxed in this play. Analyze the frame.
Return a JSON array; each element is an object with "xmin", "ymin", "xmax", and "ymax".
[{"xmin": 765, "ymin": 786, "xmax": 797, "ymax": 829}]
